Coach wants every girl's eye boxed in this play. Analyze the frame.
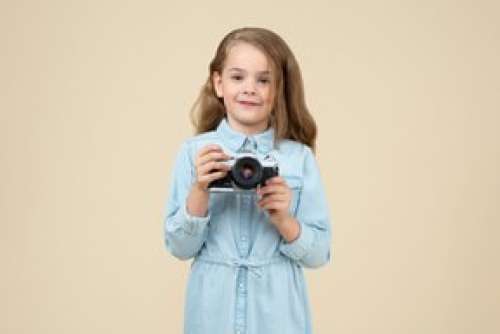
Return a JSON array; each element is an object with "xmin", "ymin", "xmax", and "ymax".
[{"xmin": 230, "ymin": 75, "xmax": 270, "ymax": 84}]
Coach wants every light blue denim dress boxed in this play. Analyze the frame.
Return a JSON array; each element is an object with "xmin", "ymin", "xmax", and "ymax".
[{"xmin": 163, "ymin": 118, "xmax": 332, "ymax": 334}]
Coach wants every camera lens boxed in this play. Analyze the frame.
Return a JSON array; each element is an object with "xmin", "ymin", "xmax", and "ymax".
[
  {"xmin": 240, "ymin": 164, "xmax": 255, "ymax": 180},
  {"xmin": 232, "ymin": 156, "xmax": 262, "ymax": 189}
]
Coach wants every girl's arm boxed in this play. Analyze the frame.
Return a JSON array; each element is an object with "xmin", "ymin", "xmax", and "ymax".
[
  {"xmin": 163, "ymin": 141, "xmax": 208, "ymax": 260},
  {"xmin": 279, "ymin": 146, "xmax": 332, "ymax": 268},
  {"xmin": 163, "ymin": 142, "xmax": 229, "ymax": 261}
]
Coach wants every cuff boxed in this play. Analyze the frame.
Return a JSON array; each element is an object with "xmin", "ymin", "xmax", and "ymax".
[
  {"xmin": 279, "ymin": 222, "xmax": 315, "ymax": 261},
  {"xmin": 180, "ymin": 204, "xmax": 210, "ymax": 236}
]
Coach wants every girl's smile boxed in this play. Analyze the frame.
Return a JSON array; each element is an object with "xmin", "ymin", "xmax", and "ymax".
[{"xmin": 238, "ymin": 100, "xmax": 262, "ymax": 107}]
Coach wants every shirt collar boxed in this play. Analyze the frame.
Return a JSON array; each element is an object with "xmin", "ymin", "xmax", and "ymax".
[{"xmin": 215, "ymin": 117, "xmax": 275, "ymax": 154}]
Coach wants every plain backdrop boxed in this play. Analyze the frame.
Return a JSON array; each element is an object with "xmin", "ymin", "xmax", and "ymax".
[{"xmin": 1, "ymin": 1, "xmax": 499, "ymax": 333}]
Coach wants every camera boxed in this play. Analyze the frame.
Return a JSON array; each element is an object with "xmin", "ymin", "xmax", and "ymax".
[{"xmin": 208, "ymin": 152, "xmax": 279, "ymax": 192}]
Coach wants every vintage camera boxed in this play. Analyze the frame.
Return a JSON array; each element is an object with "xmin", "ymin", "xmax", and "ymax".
[{"xmin": 208, "ymin": 152, "xmax": 279, "ymax": 192}]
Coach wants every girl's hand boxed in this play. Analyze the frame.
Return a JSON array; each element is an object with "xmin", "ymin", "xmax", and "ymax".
[
  {"xmin": 193, "ymin": 144, "xmax": 231, "ymax": 191},
  {"xmin": 187, "ymin": 144, "xmax": 230, "ymax": 217},
  {"xmin": 257, "ymin": 176, "xmax": 292, "ymax": 226}
]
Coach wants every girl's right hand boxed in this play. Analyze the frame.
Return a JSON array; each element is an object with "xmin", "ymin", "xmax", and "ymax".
[{"xmin": 193, "ymin": 144, "xmax": 231, "ymax": 191}]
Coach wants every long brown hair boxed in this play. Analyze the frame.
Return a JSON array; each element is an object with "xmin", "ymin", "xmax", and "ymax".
[{"xmin": 190, "ymin": 27, "xmax": 317, "ymax": 152}]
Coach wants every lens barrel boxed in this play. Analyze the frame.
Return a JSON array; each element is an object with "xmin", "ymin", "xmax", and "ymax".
[{"xmin": 231, "ymin": 156, "xmax": 263, "ymax": 189}]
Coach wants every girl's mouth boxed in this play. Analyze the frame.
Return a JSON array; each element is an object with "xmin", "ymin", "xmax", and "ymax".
[{"xmin": 239, "ymin": 101, "xmax": 261, "ymax": 107}]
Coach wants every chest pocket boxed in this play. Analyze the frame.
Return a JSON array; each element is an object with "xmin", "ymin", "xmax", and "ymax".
[{"xmin": 283, "ymin": 175, "xmax": 302, "ymax": 217}]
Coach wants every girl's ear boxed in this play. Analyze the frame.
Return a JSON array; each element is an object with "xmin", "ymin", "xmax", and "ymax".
[{"xmin": 212, "ymin": 71, "xmax": 223, "ymax": 98}]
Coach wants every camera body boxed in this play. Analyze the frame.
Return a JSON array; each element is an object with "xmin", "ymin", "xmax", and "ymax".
[{"xmin": 208, "ymin": 151, "xmax": 279, "ymax": 192}]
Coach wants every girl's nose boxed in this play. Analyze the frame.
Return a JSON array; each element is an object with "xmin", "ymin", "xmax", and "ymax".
[{"xmin": 242, "ymin": 79, "xmax": 257, "ymax": 95}]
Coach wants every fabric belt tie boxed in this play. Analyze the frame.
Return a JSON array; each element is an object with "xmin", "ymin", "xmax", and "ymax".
[{"xmin": 196, "ymin": 254, "xmax": 288, "ymax": 278}]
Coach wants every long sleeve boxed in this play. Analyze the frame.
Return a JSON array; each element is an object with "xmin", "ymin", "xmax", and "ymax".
[
  {"xmin": 279, "ymin": 146, "xmax": 332, "ymax": 268},
  {"xmin": 163, "ymin": 141, "xmax": 210, "ymax": 261}
]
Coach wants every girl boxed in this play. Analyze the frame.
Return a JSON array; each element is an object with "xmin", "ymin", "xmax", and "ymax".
[{"xmin": 163, "ymin": 27, "xmax": 332, "ymax": 334}]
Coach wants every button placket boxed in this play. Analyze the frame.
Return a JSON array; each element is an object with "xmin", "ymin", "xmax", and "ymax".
[
  {"xmin": 239, "ymin": 193, "xmax": 252, "ymax": 256},
  {"xmin": 235, "ymin": 268, "xmax": 247, "ymax": 333}
]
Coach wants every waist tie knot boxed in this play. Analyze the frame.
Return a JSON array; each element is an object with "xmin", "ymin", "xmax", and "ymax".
[{"xmin": 196, "ymin": 254, "xmax": 287, "ymax": 278}]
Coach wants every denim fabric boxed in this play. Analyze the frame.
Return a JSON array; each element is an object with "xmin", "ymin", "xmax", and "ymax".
[{"xmin": 163, "ymin": 118, "xmax": 332, "ymax": 334}]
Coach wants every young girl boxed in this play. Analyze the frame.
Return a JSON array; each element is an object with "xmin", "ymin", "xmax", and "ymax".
[{"xmin": 163, "ymin": 27, "xmax": 332, "ymax": 334}]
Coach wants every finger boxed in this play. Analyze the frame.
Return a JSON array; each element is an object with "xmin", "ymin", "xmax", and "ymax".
[
  {"xmin": 258, "ymin": 184, "xmax": 289, "ymax": 197},
  {"xmin": 196, "ymin": 144, "xmax": 223, "ymax": 159},
  {"xmin": 259, "ymin": 200, "xmax": 288, "ymax": 212},
  {"xmin": 198, "ymin": 170, "xmax": 228, "ymax": 184},
  {"xmin": 264, "ymin": 176, "xmax": 287, "ymax": 186},
  {"xmin": 259, "ymin": 193, "xmax": 288, "ymax": 202},
  {"xmin": 197, "ymin": 151, "xmax": 231, "ymax": 166},
  {"xmin": 259, "ymin": 184, "xmax": 288, "ymax": 194},
  {"xmin": 198, "ymin": 161, "xmax": 231, "ymax": 176},
  {"xmin": 258, "ymin": 194, "xmax": 289, "ymax": 206}
]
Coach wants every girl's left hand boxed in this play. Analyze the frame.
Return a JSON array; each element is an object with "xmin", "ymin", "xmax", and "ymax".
[{"xmin": 257, "ymin": 176, "xmax": 292, "ymax": 226}]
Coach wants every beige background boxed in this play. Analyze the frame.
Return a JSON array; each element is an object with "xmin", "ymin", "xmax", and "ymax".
[{"xmin": 1, "ymin": 0, "xmax": 499, "ymax": 333}]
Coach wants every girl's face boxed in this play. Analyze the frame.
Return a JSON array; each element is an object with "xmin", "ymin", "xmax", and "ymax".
[{"xmin": 213, "ymin": 42, "xmax": 276, "ymax": 135}]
